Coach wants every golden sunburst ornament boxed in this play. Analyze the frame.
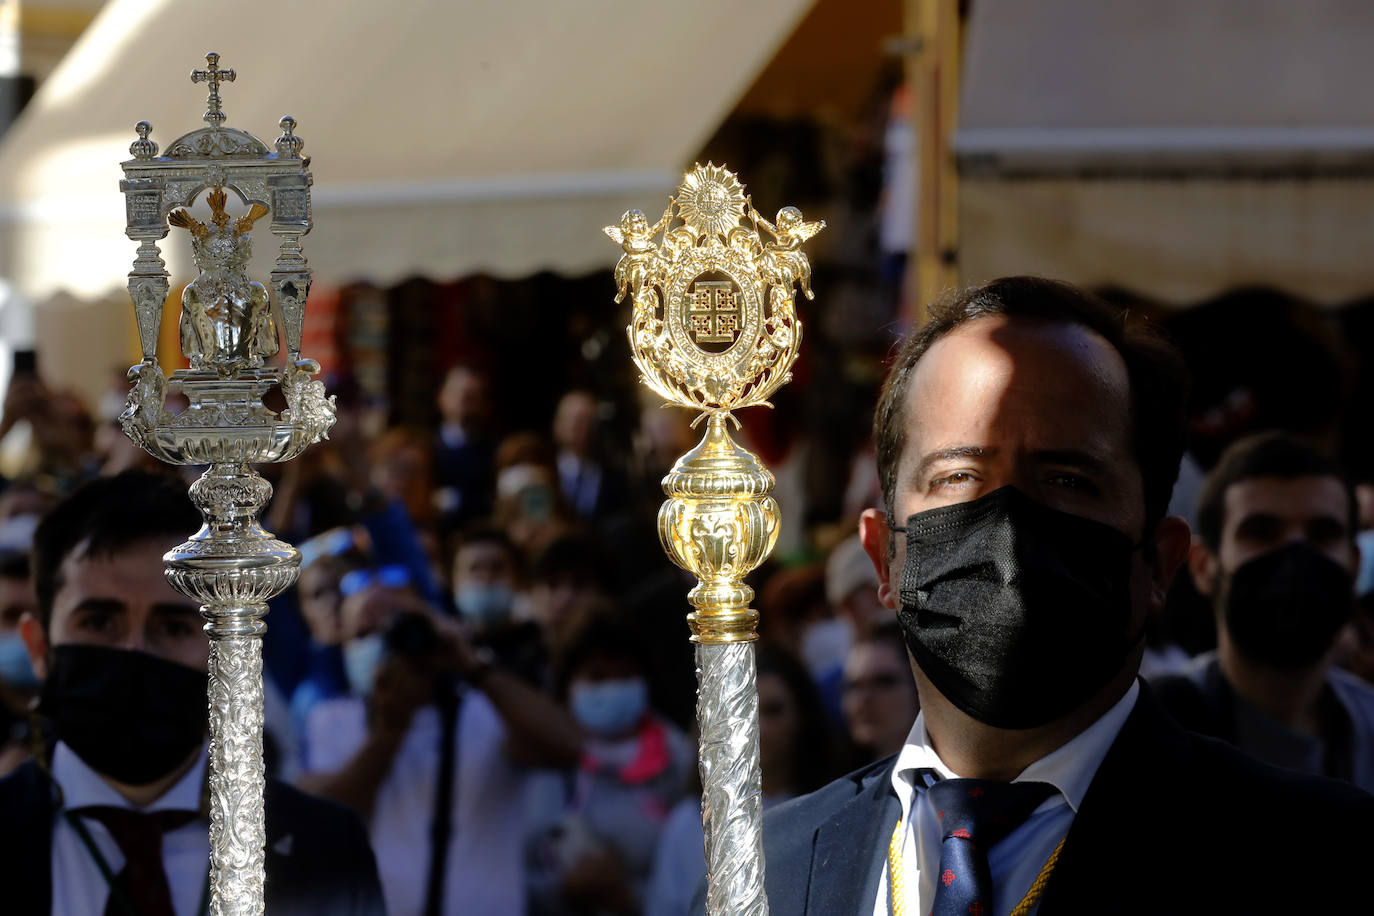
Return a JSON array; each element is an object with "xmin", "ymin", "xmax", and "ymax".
[{"xmin": 676, "ymin": 163, "xmax": 747, "ymax": 239}]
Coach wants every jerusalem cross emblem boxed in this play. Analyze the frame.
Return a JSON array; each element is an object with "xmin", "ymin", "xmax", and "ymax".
[{"xmin": 687, "ymin": 280, "xmax": 741, "ymax": 346}]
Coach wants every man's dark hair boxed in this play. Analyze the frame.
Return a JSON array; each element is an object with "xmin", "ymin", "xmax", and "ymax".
[
  {"xmin": 531, "ymin": 532, "xmax": 614, "ymax": 592},
  {"xmin": 874, "ymin": 276, "xmax": 1190, "ymax": 535},
  {"xmin": 1195, "ymin": 431, "xmax": 1356, "ymax": 550},
  {"xmin": 32, "ymin": 471, "xmax": 199, "ymax": 629},
  {"xmin": 554, "ymin": 611, "xmax": 645, "ymax": 700},
  {"xmin": 451, "ymin": 524, "xmax": 522, "ymax": 576}
]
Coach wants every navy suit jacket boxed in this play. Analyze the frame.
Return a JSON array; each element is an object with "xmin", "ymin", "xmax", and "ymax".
[
  {"xmin": 434, "ymin": 433, "xmax": 494, "ymax": 525},
  {"xmin": 0, "ymin": 759, "xmax": 386, "ymax": 916},
  {"xmin": 701, "ymin": 682, "xmax": 1374, "ymax": 914}
]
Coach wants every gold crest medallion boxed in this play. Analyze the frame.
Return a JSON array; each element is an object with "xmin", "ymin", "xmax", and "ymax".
[{"xmin": 605, "ymin": 163, "xmax": 824, "ymax": 416}]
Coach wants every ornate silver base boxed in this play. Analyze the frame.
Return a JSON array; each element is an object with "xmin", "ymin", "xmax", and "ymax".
[{"xmin": 697, "ymin": 643, "xmax": 768, "ymax": 916}]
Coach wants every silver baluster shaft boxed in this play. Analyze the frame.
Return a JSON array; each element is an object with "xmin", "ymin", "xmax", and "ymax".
[
  {"xmin": 206, "ymin": 632, "xmax": 266, "ymax": 916},
  {"xmin": 697, "ymin": 642, "xmax": 768, "ymax": 916}
]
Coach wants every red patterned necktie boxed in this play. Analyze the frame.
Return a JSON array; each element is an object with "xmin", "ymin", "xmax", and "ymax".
[
  {"xmin": 74, "ymin": 806, "xmax": 199, "ymax": 916},
  {"xmin": 925, "ymin": 778, "xmax": 1055, "ymax": 916}
]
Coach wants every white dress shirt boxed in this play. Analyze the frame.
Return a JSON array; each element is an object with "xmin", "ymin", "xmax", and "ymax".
[
  {"xmin": 872, "ymin": 681, "xmax": 1139, "ymax": 916},
  {"xmin": 303, "ymin": 691, "xmax": 528, "ymax": 916},
  {"xmin": 50, "ymin": 740, "xmax": 210, "ymax": 916}
]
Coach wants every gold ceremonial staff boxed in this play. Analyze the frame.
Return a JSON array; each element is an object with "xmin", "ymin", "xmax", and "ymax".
[{"xmin": 605, "ymin": 163, "xmax": 823, "ymax": 914}]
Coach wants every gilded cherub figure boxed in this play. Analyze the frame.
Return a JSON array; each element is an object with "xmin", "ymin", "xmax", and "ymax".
[
  {"xmin": 168, "ymin": 187, "xmax": 278, "ymax": 374},
  {"xmin": 749, "ymin": 203, "xmax": 825, "ymax": 301},
  {"xmin": 604, "ymin": 205, "xmax": 672, "ymax": 308}
]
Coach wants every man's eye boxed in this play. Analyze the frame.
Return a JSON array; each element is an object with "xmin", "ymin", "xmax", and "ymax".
[
  {"xmin": 78, "ymin": 612, "xmax": 113, "ymax": 633},
  {"xmin": 1307, "ymin": 518, "xmax": 1347, "ymax": 546},
  {"xmin": 157, "ymin": 619, "xmax": 198, "ymax": 639},
  {"xmin": 1047, "ymin": 473, "xmax": 1098, "ymax": 494},
  {"xmin": 929, "ymin": 471, "xmax": 976, "ymax": 490},
  {"xmin": 1235, "ymin": 517, "xmax": 1282, "ymax": 544}
]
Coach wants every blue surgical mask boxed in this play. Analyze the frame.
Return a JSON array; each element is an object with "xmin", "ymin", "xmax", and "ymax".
[
  {"xmin": 343, "ymin": 633, "xmax": 386, "ymax": 697},
  {"xmin": 0, "ymin": 634, "xmax": 37, "ymax": 691},
  {"xmin": 454, "ymin": 583, "xmax": 514, "ymax": 627},
  {"xmin": 570, "ymin": 677, "xmax": 649, "ymax": 738},
  {"xmin": 1356, "ymin": 529, "xmax": 1374, "ymax": 597}
]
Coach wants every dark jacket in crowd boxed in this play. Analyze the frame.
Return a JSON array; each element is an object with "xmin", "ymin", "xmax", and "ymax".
[
  {"xmin": 0, "ymin": 760, "xmax": 386, "ymax": 915},
  {"xmin": 1153, "ymin": 651, "xmax": 1374, "ymax": 792}
]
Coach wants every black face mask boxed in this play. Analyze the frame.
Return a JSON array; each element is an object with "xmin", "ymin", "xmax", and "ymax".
[
  {"xmin": 895, "ymin": 486, "xmax": 1143, "ymax": 730},
  {"xmin": 38, "ymin": 644, "xmax": 206, "ymax": 785},
  {"xmin": 1222, "ymin": 542, "xmax": 1354, "ymax": 670}
]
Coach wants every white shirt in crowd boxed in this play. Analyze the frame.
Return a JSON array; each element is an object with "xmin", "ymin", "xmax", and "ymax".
[
  {"xmin": 50, "ymin": 740, "xmax": 210, "ymax": 916},
  {"xmin": 304, "ymin": 691, "xmax": 528, "ymax": 916},
  {"xmin": 873, "ymin": 681, "xmax": 1139, "ymax": 916}
]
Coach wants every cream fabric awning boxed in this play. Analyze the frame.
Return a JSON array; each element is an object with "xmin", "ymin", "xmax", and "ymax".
[
  {"xmin": 955, "ymin": 0, "xmax": 1374, "ymax": 303},
  {"xmin": 0, "ymin": 0, "xmax": 812, "ymax": 303},
  {"xmin": 960, "ymin": 177, "xmax": 1374, "ymax": 306}
]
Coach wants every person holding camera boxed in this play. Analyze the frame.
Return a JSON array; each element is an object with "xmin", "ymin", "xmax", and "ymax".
[{"xmin": 298, "ymin": 570, "xmax": 582, "ymax": 916}]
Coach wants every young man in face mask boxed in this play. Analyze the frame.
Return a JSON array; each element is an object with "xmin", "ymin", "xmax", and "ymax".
[
  {"xmin": 449, "ymin": 526, "xmax": 546, "ymax": 685},
  {"xmin": 0, "ymin": 471, "xmax": 385, "ymax": 915},
  {"xmin": 740, "ymin": 278, "xmax": 1374, "ymax": 916},
  {"xmin": 1154, "ymin": 432, "xmax": 1374, "ymax": 790}
]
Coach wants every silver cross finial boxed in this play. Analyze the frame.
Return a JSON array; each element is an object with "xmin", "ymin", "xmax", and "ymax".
[{"xmin": 191, "ymin": 52, "xmax": 236, "ymax": 127}]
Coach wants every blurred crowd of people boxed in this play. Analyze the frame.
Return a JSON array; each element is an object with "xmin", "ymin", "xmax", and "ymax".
[
  {"xmin": 0, "ymin": 353, "xmax": 913, "ymax": 915},
  {"xmin": 2, "ymin": 318, "xmax": 1374, "ymax": 913}
]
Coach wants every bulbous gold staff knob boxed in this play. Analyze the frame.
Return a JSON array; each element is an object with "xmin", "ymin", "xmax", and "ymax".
[{"xmin": 606, "ymin": 163, "xmax": 823, "ymax": 915}]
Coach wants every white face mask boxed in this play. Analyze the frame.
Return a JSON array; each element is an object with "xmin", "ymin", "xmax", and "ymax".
[
  {"xmin": 453, "ymin": 583, "xmax": 515, "ymax": 627},
  {"xmin": 1356, "ymin": 529, "xmax": 1374, "ymax": 597},
  {"xmin": 570, "ymin": 677, "xmax": 649, "ymax": 738},
  {"xmin": 343, "ymin": 633, "xmax": 386, "ymax": 697},
  {"xmin": 800, "ymin": 617, "xmax": 854, "ymax": 679}
]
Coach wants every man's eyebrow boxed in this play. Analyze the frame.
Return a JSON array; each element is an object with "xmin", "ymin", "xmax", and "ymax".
[
  {"xmin": 151, "ymin": 601, "xmax": 203, "ymax": 617},
  {"xmin": 1233, "ymin": 511, "xmax": 1281, "ymax": 529},
  {"xmin": 914, "ymin": 446, "xmax": 994, "ymax": 481},
  {"xmin": 69, "ymin": 597, "xmax": 128, "ymax": 616}
]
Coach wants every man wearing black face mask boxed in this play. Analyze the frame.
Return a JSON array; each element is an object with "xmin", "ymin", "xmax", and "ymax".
[
  {"xmin": 0, "ymin": 471, "xmax": 385, "ymax": 915},
  {"xmin": 1155, "ymin": 432, "xmax": 1374, "ymax": 791},
  {"xmin": 722, "ymin": 278, "xmax": 1374, "ymax": 916}
]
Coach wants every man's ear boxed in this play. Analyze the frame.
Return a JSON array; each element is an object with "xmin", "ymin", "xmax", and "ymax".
[
  {"xmin": 859, "ymin": 508, "xmax": 898, "ymax": 610},
  {"xmin": 1146, "ymin": 515, "xmax": 1191, "ymax": 611},
  {"xmin": 1188, "ymin": 539, "xmax": 1219, "ymax": 598},
  {"xmin": 18, "ymin": 611, "xmax": 48, "ymax": 681}
]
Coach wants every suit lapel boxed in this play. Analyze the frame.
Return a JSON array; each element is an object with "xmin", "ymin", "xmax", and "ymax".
[
  {"xmin": 1036, "ymin": 683, "xmax": 1181, "ymax": 914},
  {"xmin": 0, "ymin": 760, "xmax": 57, "ymax": 914},
  {"xmin": 807, "ymin": 762, "xmax": 901, "ymax": 916}
]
